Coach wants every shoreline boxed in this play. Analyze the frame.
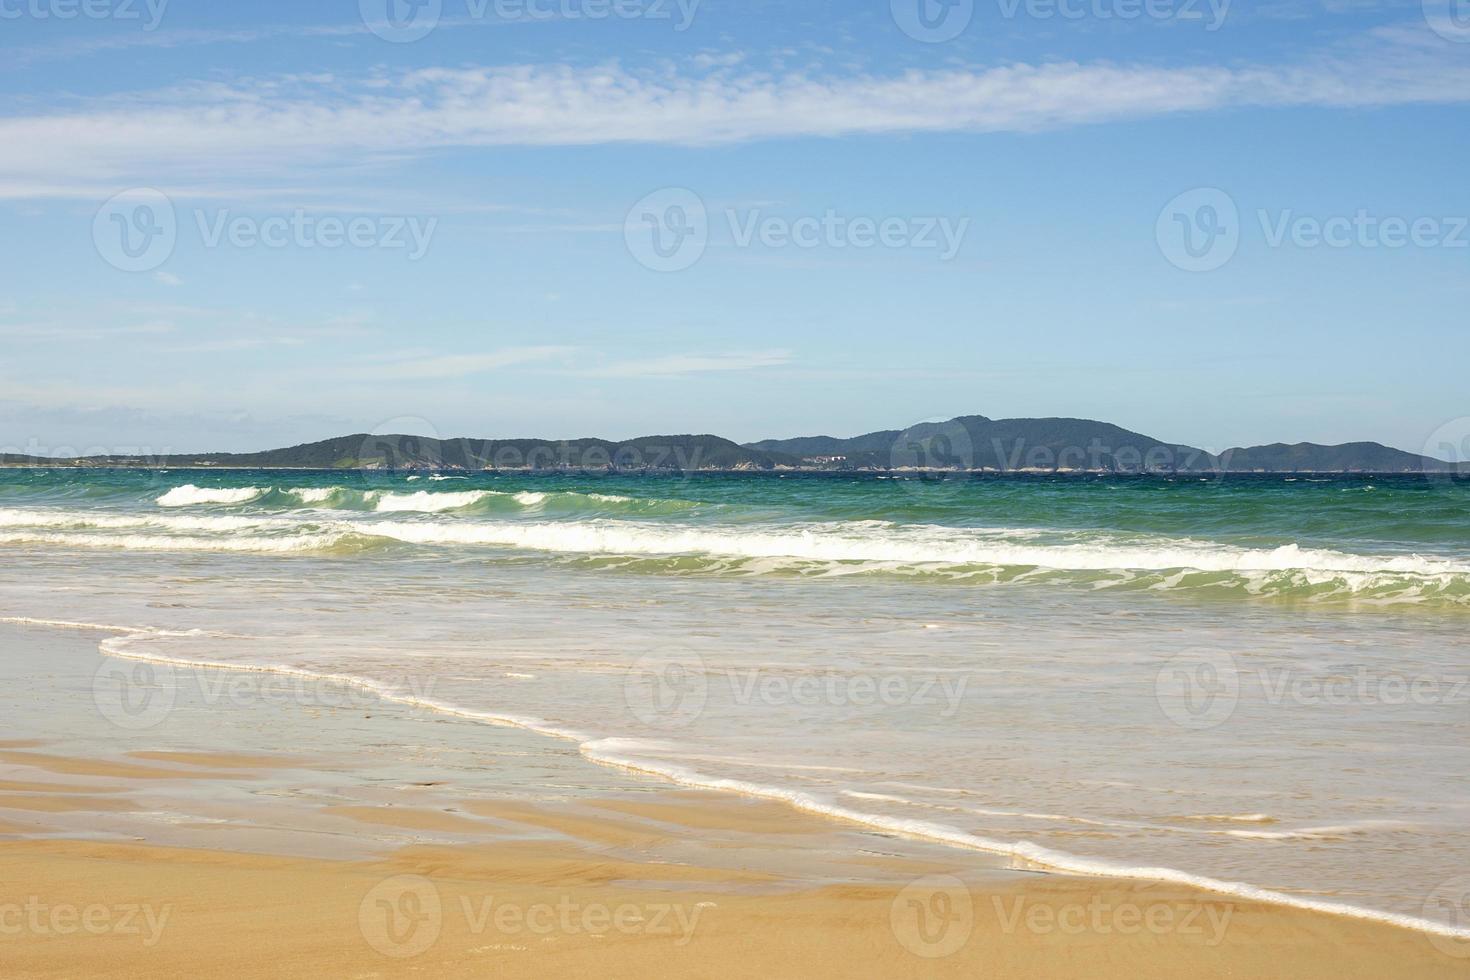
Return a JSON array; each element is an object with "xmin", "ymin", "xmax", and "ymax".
[
  {"xmin": 8, "ymin": 615, "xmax": 1470, "ymax": 954},
  {"xmin": 1, "ymin": 621, "xmax": 1466, "ymax": 976},
  {"xmin": 1, "ymin": 464, "xmax": 1462, "ymax": 476}
]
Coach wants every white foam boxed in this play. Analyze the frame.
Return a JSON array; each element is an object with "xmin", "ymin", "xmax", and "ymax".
[
  {"xmin": 578, "ymin": 741, "xmax": 1470, "ymax": 943},
  {"xmin": 156, "ymin": 485, "xmax": 265, "ymax": 507},
  {"xmin": 352, "ymin": 518, "xmax": 1470, "ymax": 582},
  {"xmin": 0, "ymin": 529, "xmax": 345, "ymax": 554},
  {"xmin": 288, "ymin": 488, "xmax": 337, "ymax": 504},
  {"xmin": 373, "ymin": 490, "xmax": 494, "ymax": 513}
]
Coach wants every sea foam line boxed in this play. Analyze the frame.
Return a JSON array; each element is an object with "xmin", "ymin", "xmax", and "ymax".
[{"xmin": 40, "ymin": 619, "xmax": 1470, "ymax": 945}]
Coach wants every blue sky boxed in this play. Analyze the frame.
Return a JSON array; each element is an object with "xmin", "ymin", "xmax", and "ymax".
[{"xmin": 1, "ymin": 0, "xmax": 1467, "ymax": 456}]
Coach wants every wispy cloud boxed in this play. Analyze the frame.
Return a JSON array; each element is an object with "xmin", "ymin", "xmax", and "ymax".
[
  {"xmin": 577, "ymin": 350, "xmax": 793, "ymax": 378},
  {"xmin": 357, "ymin": 346, "xmax": 575, "ymax": 381},
  {"xmin": 0, "ymin": 34, "xmax": 1465, "ymax": 198}
]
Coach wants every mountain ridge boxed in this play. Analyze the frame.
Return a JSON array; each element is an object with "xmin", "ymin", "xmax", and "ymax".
[{"xmin": 1, "ymin": 416, "xmax": 1463, "ymax": 473}]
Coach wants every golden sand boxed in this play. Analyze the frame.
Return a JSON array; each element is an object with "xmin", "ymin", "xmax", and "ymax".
[{"xmin": 2, "ymin": 822, "xmax": 1465, "ymax": 980}]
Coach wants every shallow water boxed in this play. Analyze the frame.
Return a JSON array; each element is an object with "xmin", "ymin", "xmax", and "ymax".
[{"xmin": 2, "ymin": 468, "xmax": 1468, "ymax": 936}]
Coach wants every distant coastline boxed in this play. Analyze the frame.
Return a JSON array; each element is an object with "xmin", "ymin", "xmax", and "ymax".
[{"xmin": 3, "ymin": 414, "xmax": 1465, "ymax": 474}]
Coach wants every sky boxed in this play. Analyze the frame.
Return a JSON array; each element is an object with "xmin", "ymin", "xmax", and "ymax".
[{"xmin": 0, "ymin": 0, "xmax": 1467, "ymax": 457}]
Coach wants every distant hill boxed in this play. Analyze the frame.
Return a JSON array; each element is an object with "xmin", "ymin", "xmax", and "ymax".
[
  {"xmin": 2, "ymin": 416, "xmax": 1464, "ymax": 473},
  {"xmin": 1213, "ymin": 441, "xmax": 1444, "ymax": 473},
  {"xmin": 751, "ymin": 415, "xmax": 1463, "ymax": 474},
  {"xmin": 2, "ymin": 434, "xmax": 789, "ymax": 472},
  {"xmin": 753, "ymin": 415, "xmax": 1219, "ymax": 471}
]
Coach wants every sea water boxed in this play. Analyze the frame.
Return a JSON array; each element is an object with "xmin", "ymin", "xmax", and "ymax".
[{"xmin": 2, "ymin": 468, "xmax": 1468, "ymax": 937}]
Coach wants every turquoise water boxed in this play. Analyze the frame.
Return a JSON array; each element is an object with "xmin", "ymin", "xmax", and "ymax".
[
  {"xmin": 2, "ymin": 468, "xmax": 1469, "ymax": 938},
  {"xmin": 2, "ymin": 469, "xmax": 1468, "ymax": 605}
]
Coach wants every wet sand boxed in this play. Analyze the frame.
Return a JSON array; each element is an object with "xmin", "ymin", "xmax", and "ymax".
[{"xmin": 1, "ymin": 622, "xmax": 1466, "ymax": 978}]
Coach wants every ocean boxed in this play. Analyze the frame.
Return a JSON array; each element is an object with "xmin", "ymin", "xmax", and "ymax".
[{"xmin": 2, "ymin": 467, "xmax": 1468, "ymax": 939}]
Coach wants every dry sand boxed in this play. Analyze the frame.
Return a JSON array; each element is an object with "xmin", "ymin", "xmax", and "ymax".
[{"xmin": 2, "ymin": 763, "xmax": 1467, "ymax": 978}]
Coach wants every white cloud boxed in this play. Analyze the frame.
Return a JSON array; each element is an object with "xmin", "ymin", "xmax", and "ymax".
[
  {"xmin": 0, "ymin": 36, "xmax": 1465, "ymax": 198},
  {"xmin": 578, "ymin": 350, "xmax": 793, "ymax": 378},
  {"xmin": 357, "ymin": 346, "xmax": 575, "ymax": 381},
  {"xmin": 153, "ymin": 271, "xmax": 183, "ymax": 286}
]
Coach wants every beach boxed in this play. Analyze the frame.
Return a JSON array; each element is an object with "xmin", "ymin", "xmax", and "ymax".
[
  {"xmin": 3, "ymin": 622, "xmax": 1467, "ymax": 979},
  {"xmin": 2, "ymin": 470, "xmax": 1470, "ymax": 976}
]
